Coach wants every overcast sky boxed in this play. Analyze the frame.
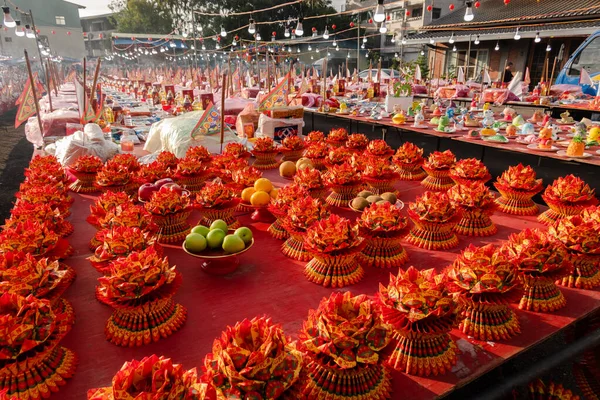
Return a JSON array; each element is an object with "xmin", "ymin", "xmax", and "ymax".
[{"xmin": 74, "ymin": 0, "xmax": 112, "ymax": 17}]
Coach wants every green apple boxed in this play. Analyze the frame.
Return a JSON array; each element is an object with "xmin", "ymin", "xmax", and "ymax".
[
  {"xmin": 210, "ymin": 219, "xmax": 229, "ymax": 232},
  {"xmin": 234, "ymin": 227, "xmax": 253, "ymax": 245},
  {"xmin": 206, "ymin": 229, "xmax": 226, "ymax": 249},
  {"xmin": 191, "ymin": 225, "xmax": 210, "ymax": 237},
  {"xmin": 222, "ymin": 234, "xmax": 245, "ymax": 254},
  {"xmin": 185, "ymin": 233, "xmax": 207, "ymax": 253}
]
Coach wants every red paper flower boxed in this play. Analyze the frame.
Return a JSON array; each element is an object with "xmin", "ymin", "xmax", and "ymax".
[
  {"xmin": 72, "ymin": 155, "xmax": 103, "ymax": 173},
  {"xmin": 0, "ymin": 221, "xmax": 59, "ymax": 257},
  {"xmin": 305, "ymin": 214, "xmax": 360, "ymax": 253},
  {"xmin": 92, "ymin": 226, "xmax": 157, "ymax": 262},
  {"xmin": 223, "ymin": 142, "xmax": 248, "ymax": 158},
  {"xmin": 543, "ymin": 175, "xmax": 596, "ymax": 204},
  {"xmin": 186, "ymin": 145, "xmax": 212, "ymax": 162},
  {"xmin": 323, "ymin": 162, "xmax": 361, "ymax": 186},
  {"xmin": 293, "ymin": 167, "xmax": 324, "ymax": 190},
  {"xmin": 176, "ymin": 156, "xmax": 209, "ymax": 176},
  {"xmin": 392, "ymin": 142, "xmax": 424, "ymax": 165},
  {"xmin": 110, "ymin": 153, "xmax": 140, "ymax": 172},
  {"xmin": 326, "ymin": 146, "xmax": 353, "ymax": 165},
  {"xmin": 89, "ymin": 191, "xmax": 131, "ymax": 219},
  {"xmin": 328, "ymin": 127, "xmax": 349, "ymax": 142},
  {"xmin": 285, "ymin": 197, "xmax": 330, "ymax": 231},
  {"xmin": 195, "ymin": 180, "xmax": 235, "ymax": 208},
  {"xmin": 270, "ymin": 184, "xmax": 309, "ymax": 213},
  {"xmin": 156, "ymin": 151, "xmax": 179, "ymax": 169},
  {"xmin": 548, "ymin": 215, "xmax": 600, "ymax": 255},
  {"xmin": 502, "ymin": 229, "xmax": 570, "ymax": 275},
  {"xmin": 98, "ymin": 203, "xmax": 156, "ymax": 232},
  {"xmin": 363, "ymin": 157, "xmax": 398, "ymax": 178},
  {"xmin": 304, "ymin": 143, "xmax": 329, "ymax": 159},
  {"xmin": 495, "ymin": 163, "xmax": 542, "ymax": 191},
  {"xmin": 366, "ymin": 139, "xmax": 392, "ymax": 156},
  {"xmin": 358, "ymin": 201, "xmax": 408, "ymax": 232},
  {"xmin": 424, "ymin": 150, "xmax": 456, "ymax": 170},
  {"xmin": 145, "ymin": 190, "xmax": 190, "ymax": 215},
  {"xmin": 450, "ymin": 158, "xmax": 489, "ymax": 180},
  {"xmin": 231, "ymin": 166, "xmax": 263, "ymax": 187},
  {"xmin": 139, "ymin": 161, "xmax": 172, "ymax": 183},
  {"xmin": 305, "ymin": 131, "xmax": 325, "ymax": 144},
  {"xmin": 409, "ymin": 191, "xmax": 458, "ymax": 222},
  {"xmin": 281, "ymin": 135, "xmax": 305, "ymax": 151},
  {"xmin": 447, "ymin": 181, "xmax": 495, "ymax": 209},
  {"xmin": 253, "ymin": 136, "xmax": 276, "ymax": 152},
  {"xmin": 346, "ymin": 133, "xmax": 369, "ymax": 150},
  {"xmin": 7, "ymin": 202, "xmax": 66, "ymax": 234},
  {"xmin": 96, "ymin": 163, "xmax": 132, "ymax": 186}
]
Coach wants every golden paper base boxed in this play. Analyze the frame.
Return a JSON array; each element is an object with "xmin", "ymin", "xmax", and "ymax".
[
  {"xmin": 281, "ymin": 149, "xmax": 304, "ymax": 162},
  {"xmin": 494, "ymin": 185, "xmax": 541, "ymax": 216},
  {"xmin": 460, "ymin": 302, "xmax": 520, "ymax": 341},
  {"xmin": 308, "ymin": 187, "xmax": 328, "ymax": 200},
  {"xmin": 406, "ymin": 217, "xmax": 459, "ymax": 251},
  {"xmin": 396, "ymin": 162, "xmax": 426, "ymax": 181},
  {"xmin": 557, "ymin": 253, "xmax": 600, "ymax": 289},
  {"xmin": 282, "ymin": 231, "xmax": 311, "ymax": 261},
  {"xmin": 421, "ymin": 167, "xmax": 454, "ymax": 192},
  {"xmin": 268, "ymin": 218, "xmax": 289, "ymax": 240},
  {"xmin": 175, "ymin": 173, "xmax": 210, "ymax": 194},
  {"xmin": 326, "ymin": 183, "xmax": 360, "ymax": 208},
  {"xmin": 151, "ymin": 210, "xmax": 192, "ymax": 244},
  {"xmin": 363, "ymin": 175, "xmax": 399, "ymax": 195},
  {"xmin": 387, "ymin": 330, "xmax": 457, "ymax": 376},
  {"xmin": 69, "ymin": 172, "xmax": 98, "ymax": 194},
  {"xmin": 252, "ymin": 151, "xmax": 280, "ymax": 170},
  {"xmin": 301, "ymin": 362, "xmax": 392, "ymax": 400},
  {"xmin": 358, "ymin": 234, "xmax": 409, "ymax": 269},
  {"xmin": 454, "ymin": 210, "xmax": 497, "ymax": 237},
  {"xmin": 304, "ymin": 245, "xmax": 365, "ymax": 288},
  {"xmin": 105, "ymin": 297, "xmax": 187, "ymax": 347},
  {"xmin": 520, "ymin": 274, "xmax": 566, "ymax": 312},
  {"xmin": 307, "ymin": 157, "xmax": 326, "ymax": 171},
  {"xmin": 0, "ymin": 346, "xmax": 77, "ymax": 400}
]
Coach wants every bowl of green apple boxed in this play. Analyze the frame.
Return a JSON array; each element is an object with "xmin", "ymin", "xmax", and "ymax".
[{"xmin": 182, "ymin": 219, "xmax": 254, "ymax": 275}]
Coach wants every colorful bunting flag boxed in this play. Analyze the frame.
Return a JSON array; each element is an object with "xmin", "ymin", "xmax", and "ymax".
[
  {"xmin": 15, "ymin": 77, "xmax": 37, "ymax": 128},
  {"xmin": 191, "ymin": 103, "xmax": 220, "ymax": 139},
  {"xmin": 258, "ymin": 72, "xmax": 290, "ymax": 110}
]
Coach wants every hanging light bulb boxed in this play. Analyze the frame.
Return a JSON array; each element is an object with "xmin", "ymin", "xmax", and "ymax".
[
  {"xmin": 312, "ymin": 31, "xmax": 317, "ymax": 38},
  {"xmin": 311, "ymin": 55, "xmax": 314, "ymax": 60},
  {"xmin": 14, "ymin": 21, "xmax": 24, "ymax": 37},
  {"xmin": 216, "ymin": 43, "xmax": 220, "ymax": 49},
  {"xmin": 243, "ymin": 43, "xmax": 247, "ymax": 49},
  {"xmin": 221, "ymin": 26, "xmax": 227, "ymax": 37},
  {"xmin": 379, "ymin": 21, "xmax": 387, "ymax": 34},
  {"xmin": 182, "ymin": 30, "xmax": 189, "ymax": 38},
  {"xmin": 535, "ymin": 32, "xmax": 541, "ymax": 43},
  {"xmin": 361, "ymin": 43, "xmax": 365, "ymax": 49},
  {"xmin": 248, "ymin": 18, "xmax": 256, "ymax": 35},
  {"xmin": 394, "ymin": 52, "xmax": 398, "ymax": 58},
  {"xmin": 494, "ymin": 41, "xmax": 500, "ymax": 51},
  {"xmin": 287, "ymin": 46, "xmax": 292, "ymax": 52},
  {"xmin": 401, "ymin": 36, "xmax": 407, "ymax": 45},
  {"xmin": 363, "ymin": 36, "xmax": 368, "ymax": 43},
  {"xmin": 256, "ymin": 32, "xmax": 261, "ymax": 40},
  {"xmin": 295, "ymin": 18, "xmax": 304, "ymax": 36},
  {"xmin": 474, "ymin": 35, "xmax": 480, "ymax": 45},
  {"xmin": 25, "ymin": 24, "xmax": 35, "ymax": 38},
  {"xmin": 332, "ymin": 36, "xmax": 337, "ymax": 46},
  {"xmin": 429, "ymin": 37, "xmax": 435, "ymax": 44},
  {"xmin": 197, "ymin": 25, "xmax": 203, "ymax": 32},
  {"xmin": 452, "ymin": 45, "xmax": 457, "ymax": 52},
  {"xmin": 327, "ymin": 51, "xmax": 331, "ymax": 57},
  {"xmin": 323, "ymin": 27, "xmax": 329, "ymax": 40},
  {"xmin": 513, "ymin": 27, "xmax": 520, "ymax": 40},
  {"xmin": 308, "ymin": 44, "xmax": 312, "ymax": 51},
  {"xmin": 420, "ymin": 48, "xmax": 425, "ymax": 56},
  {"xmin": 190, "ymin": 45, "xmax": 194, "ymax": 51},
  {"xmin": 373, "ymin": 0, "xmax": 385, "ymax": 23},
  {"xmin": 297, "ymin": 47, "xmax": 301, "ymax": 53},
  {"xmin": 449, "ymin": 33, "xmax": 455, "ymax": 44},
  {"xmin": 202, "ymin": 43, "xmax": 206, "ymax": 50},
  {"xmin": 546, "ymin": 43, "xmax": 551, "ymax": 52},
  {"xmin": 169, "ymin": 41, "xmax": 176, "ymax": 48},
  {"xmin": 347, "ymin": 51, "xmax": 351, "ymax": 58},
  {"xmin": 232, "ymin": 38, "xmax": 237, "ymax": 46},
  {"xmin": 284, "ymin": 28, "xmax": 290, "ymax": 38},
  {"xmin": 291, "ymin": 33, "xmax": 296, "ymax": 40},
  {"xmin": 464, "ymin": 1, "xmax": 474, "ymax": 22},
  {"xmin": 336, "ymin": 45, "xmax": 339, "ymax": 51},
  {"xmin": 391, "ymin": 35, "xmax": 395, "ymax": 43},
  {"xmin": 316, "ymin": 47, "xmax": 320, "ymax": 53},
  {"xmin": 2, "ymin": 7, "xmax": 15, "ymax": 28}
]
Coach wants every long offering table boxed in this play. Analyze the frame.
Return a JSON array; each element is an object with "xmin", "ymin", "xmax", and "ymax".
[{"xmin": 58, "ymin": 166, "xmax": 600, "ymax": 399}]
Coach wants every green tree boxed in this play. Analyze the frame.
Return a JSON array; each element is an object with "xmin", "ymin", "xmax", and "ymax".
[{"xmin": 109, "ymin": 0, "xmax": 174, "ymax": 34}]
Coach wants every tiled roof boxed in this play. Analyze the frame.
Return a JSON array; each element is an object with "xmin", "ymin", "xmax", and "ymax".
[
  {"xmin": 421, "ymin": 0, "xmax": 600, "ymax": 30},
  {"xmin": 409, "ymin": 21, "xmax": 600, "ymax": 40}
]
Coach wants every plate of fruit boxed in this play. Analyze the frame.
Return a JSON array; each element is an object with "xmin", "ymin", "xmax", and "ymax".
[
  {"xmin": 138, "ymin": 178, "xmax": 189, "ymax": 202},
  {"xmin": 183, "ymin": 219, "xmax": 254, "ymax": 259},
  {"xmin": 349, "ymin": 190, "xmax": 404, "ymax": 213}
]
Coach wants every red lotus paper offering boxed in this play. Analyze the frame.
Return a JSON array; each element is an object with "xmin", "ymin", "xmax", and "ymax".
[
  {"xmin": 110, "ymin": 153, "xmax": 140, "ymax": 172},
  {"xmin": 231, "ymin": 166, "xmax": 263, "ymax": 191},
  {"xmin": 448, "ymin": 181, "xmax": 497, "ymax": 236},
  {"xmin": 174, "ymin": 156, "xmax": 211, "ymax": 193},
  {"xmin": 449, "ymin": 158, "xmax": 491, "ymax": 185},
  {"xmin": 303, "ymin": 143, "xmax": 329, "ymax": 170},
  {"xmin": 526, "ymin": 379, "xmax": 581, "ymax": 400},
  {"xmin": 138, "ymin": 161, "xmax": 172, "ymax": 184},
  {"xmin": 252, "ymin": 137, "xmax": 279, "ymax": 169},
  {"xmin": 87, "ymin": 355, "xmax": 206, "ymax": 399},
  {"xmin": 362, "ymin": 157, "xmax": 400, "ymax": 195},
  {"xmin": 17, "ymin": 183, "xmax": 72, "ymax": 217},
  {"xmin": 0, "ymin": 220, "xmax": 64, "ymax": 259},
  {"xmin": 422, "ymin": 150, "xmax": 457, "ymax": 191},
  {"xmin": 345, "ymin": 133, "xmax": 369, "ymax": 151},
  {"xmin": 326, "ymin": 146, "xmax": 353, "ymax": 166},
  {"xmin": 281, "ymin": 197, "xmax": 330, "ymax": 261},
  {"xmin": 203, "ymin": 317, "xmax": 303, "ymax": 399},
  {"xmin": 69, "ymin": 155, "xmax": 103, "ymax": 193},
  {"xmin": 26, "ymin": 159, "xmax": 67, "ymax": 185},
  {"xmin": 305, "ymin": 130, "xmax": 325, "ymax": 144},
  {"xmin": 327, "ymin": 127, "xmax": 349, "ymax": 147},
  {"xmin": 293, "ymin": 166, "xmax": 326, "ymax": 199},
  {"xmin": 95, "ymin": 163, "xmax": 136, "ymax": 195},
  {"xmin": 539, "ymin": 175, "xmax": 598, "ymax": 225},
  {"xmin": 89, "ymin": 226, "xmax": 158, "ymax": 274},
  {"xmin": 267, "ymin": 184, "xmax": 309, "ymax": 240},
  {"xmin": 494, "ymin": 164, "xmax": 543, "ymax": 216},
  {"xmin": 195, "ymin": 181, "xmax": 240, "ymax": 229},
  {"xmin": 357, "ymin": 202, "xmax": 409, "ymax": 268},
  {"xmin": 96, "ymin": 246, "xmax": 186, "ymax": 347},
  {"xmin": 7, "ymin": 202, "xmax": 73, "ymax": 237},
  {"xmin": 323, "ymin": 162, "xmax": 361, "ymax": 207},
  {"xmin": 145, "ymin": 190, "xmax": 192, "ymax": 244},
  {"xmin": 280, "ymin": 135, "xmax": 305, "ymax": 161},
  {"xmin": 376, "ymin": 267, "xmax": 460, "ymax": 376},
  {"xmin": 503, "ymin": 229, "xmax": 572, "ymax": 312},
  {"xmin": 299, "ymin": 292, "xmax": 392, "ymax": 399},
  {"xmin": 366, "ymin": 139, "xmax": 393, "ymax": 158},
  {"xmin": 447, "ymin": 244, "xmax": 521, "ymax": 341},
  {"xmin": 28, "ymin": 155, "xmax": 60, "ymax": 171},
  {"xmin": 156, "ymin": 151, "xmax": 179, "ymax": 169},
  {"xmin": 186, "ymin": 145, "xmax": 212, "ymax": 163},
  {"xmin": 304, "ymin": 214, "xmax": 364, "ymax": 287},
  {"xmin": 407, "ymin": 191, "xmax": 460, "ymax": 250},
  {"xmin": 87, "ymin": 191, "xmax": 131, "ymax": 229},
  {"xmin": 0, "ymin": 252, "xmax": 75, "ymax": 304},
  {"xmin": 0, "ymin": 293, "xmax": 76, "ymax": 400},
  {"xmin": 223, "ymin": 142, "xmax": 250, "ymax": 158},
  {"xmin": 549, "ymin": 215, "xmax": 600, "ymax": 289},
  {"xmin": 98, "ymin": 203, "xmax": 156, "ymax": 232},
  {"xmin": 211, "ymin": 154, "xmax": 248, "ymax": 182},
  {"xmin": 392, "ymin": 142, "xmax": 425, "ymax": 181}
]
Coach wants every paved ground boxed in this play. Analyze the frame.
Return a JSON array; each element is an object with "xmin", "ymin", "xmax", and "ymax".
[{"xmin": 0, "ymin": 109, "xmax": 592, "ymax": 399}]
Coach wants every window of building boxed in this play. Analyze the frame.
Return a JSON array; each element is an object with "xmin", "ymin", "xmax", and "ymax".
[
  {"xmin": 432, "ymin": 8, "xmax": 441, "ymax": 19},
  {"xmin": 390, "ymin": 10, "xmax": 403, "ymax": 21},
  {"xmin": 55, "ymin": 16, "xmax": 66, "ymax": 25},
  {"xmin": 411, "ymin": 7, "xmax": 423, "ymax": 19},
  {"xmin": 91, "ymin": 21, "xmax": 103, "ymax": 32},
  {"xmin": 568, "ymin": 36, "xmax": 600, "ymax": 77},
  {"xmin": 4, "ymin": 37, "xmax": 11, "ymax": 42},
  {"xmin": 446, "ymin": 49, "xmax": 489, "ymax": 79}
]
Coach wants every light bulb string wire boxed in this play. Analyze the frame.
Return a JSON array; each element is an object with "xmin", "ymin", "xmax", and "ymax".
[{"xmin": 193, "ymin": 0, "xmax": 302, "ymax": 17}]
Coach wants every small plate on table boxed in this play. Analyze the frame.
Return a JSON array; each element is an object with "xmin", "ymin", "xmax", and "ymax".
[
  {"xmin": 349, "ymin": 199, "xmax": 405, "ymax": 213},
  {"xmin": 557, "ymin": 150, "xmax": 592, "ymax": 158},
  {"xmin": 527, "ymin": 144, "xmax": 559, "ymax": 152}
]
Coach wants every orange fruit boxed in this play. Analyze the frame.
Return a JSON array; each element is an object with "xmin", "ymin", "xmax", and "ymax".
[
  {"xmin": 241, "ymin": 187, "xmax": 256, "ymax": 203},
  {"xmin": 250, "ymin": 190, "xmax": 271, "ymax": 206},
  {"xmin": 254, "ymin": 178, "xmax": 273, "ymax": 193},
  {"xmin": 270, "ymin": 188, "xmax": 279, "ymax": 199},
  {"xmin": 279, "ymin": 161, "xmax": 296, "ymax": 177}
]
